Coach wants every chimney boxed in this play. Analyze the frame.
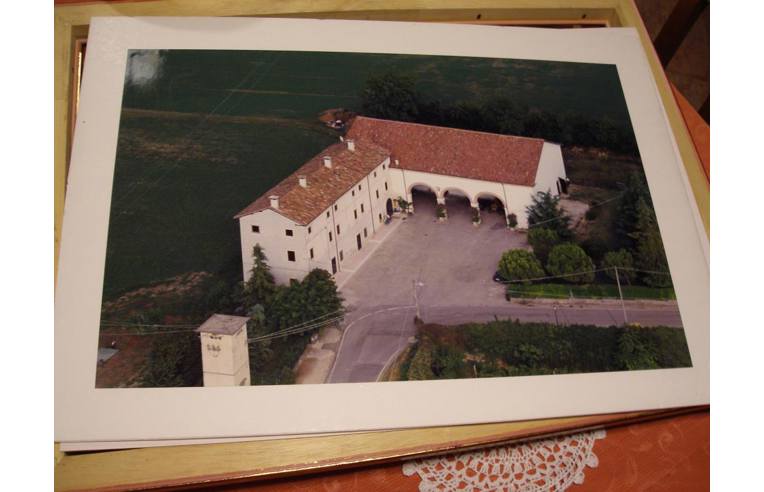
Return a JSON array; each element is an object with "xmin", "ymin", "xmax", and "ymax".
[
  {"xmin": 346, "ymin": 139, "xmax": 355, "ymax": 151},
  {"xmin": 298, "ymin": 175, "xmax": 307, "ymax": 188},
  {"xmin": 269, "ymin": 195, "xmax": 279, "ymax": 209},
  {"xmin": 323, "ymin": 155, "xmax": 332, "ymax": 169}
]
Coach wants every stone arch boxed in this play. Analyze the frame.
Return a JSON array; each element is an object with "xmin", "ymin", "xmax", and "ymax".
[
  {"xmin": 475, "ymin": 191, "xmax": 512, "ymax": 227},
  {"xmin": 475, "ymin": 191, "xmax": 507, "ymax": 212},
  {"xmin": 441, "ymin": 187, "xmax": 473, "ymax": 204},
  {"xmin": 407, "ymin": 182, "xmax": 438, "ymax": 215}
]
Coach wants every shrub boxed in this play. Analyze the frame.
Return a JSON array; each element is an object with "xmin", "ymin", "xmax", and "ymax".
[
  {"xmin": 436, "ymin": 204, "xmax": 447, "ymax": 218},
  {"xmin": 471, "ymin": 207, "xmax": 480, "ymax": 223},
  {"xmin": 579, "ymin": 237, "xmax": 610, "ymax": 263},
  {"xmin": 601, "ymin": 249, "xmax": 636, "ymax": 283},
  {"xmin": 546, "ymin": 243, "xmax": 595, "ymax": 284},
  {"xmin": 507, "ymin": 213, "xmax": 518, "ymax": 228},
  {"xmin": 527, "ymin": 227, "xmax": 560, "ymax": 265},
  {"xmin": 396, "ymin": 197, "xmax": 410, "ymax": 213},
  {"xmin": 498, "ymin": 249, "xmax": 545, "ymax": 284}
]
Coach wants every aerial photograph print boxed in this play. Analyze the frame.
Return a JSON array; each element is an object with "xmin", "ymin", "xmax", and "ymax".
[{"xmin": 95, "ymin": 49, "xmax": 691, "ymax": 388}]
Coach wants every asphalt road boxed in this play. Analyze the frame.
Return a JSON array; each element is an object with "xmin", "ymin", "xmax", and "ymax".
[{"xmin": 327, "ymin": 303, "xmax": 683, "ymax": 384}]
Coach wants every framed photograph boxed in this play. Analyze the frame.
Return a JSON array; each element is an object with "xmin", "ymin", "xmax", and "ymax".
[{"xmin": 55, "ymin": 17, "xmax": 709, "ymax": 447}]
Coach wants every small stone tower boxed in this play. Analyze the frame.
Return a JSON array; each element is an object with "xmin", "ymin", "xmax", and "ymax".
[{"xmin": 196, "ymin": 314, "xmax": 251, "ymax": 387}]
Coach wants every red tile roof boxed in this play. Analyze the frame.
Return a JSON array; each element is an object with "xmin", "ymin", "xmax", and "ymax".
[
  {"xmin": 235, "ymin": 141, "xmax": 389, "ymax": 224},
  {"xmin": 346, "ymin": 117, "xmax": 544, "ymax": 187}
]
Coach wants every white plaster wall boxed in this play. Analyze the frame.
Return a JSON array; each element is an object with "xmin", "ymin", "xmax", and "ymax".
[
  {"xmin": 388, "ymin": 167, "xmax": 535, "ymax": 227},
  {"xmin": 200, "ymin": 326, "xmax": 250, "ymax": 387},
  {"xmin": 534, "ymin": 142, "xmax": 567, "ymax": 196},
  {"xmin": 239, "ymin": 209, "xmax": 309, "ymax": 285},
  {"xmin": 231, "ymin": 326, "xmax": 250, "ymax": 385}
]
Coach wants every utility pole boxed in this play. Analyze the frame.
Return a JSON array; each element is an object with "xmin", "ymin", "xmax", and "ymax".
[
  {"xmin": 413, "ymin": 279, "xmax": 421, "ymax": 320},
  {"xmin": 614, "ymin": 266, "xmax": 628, "ymax": 326}
]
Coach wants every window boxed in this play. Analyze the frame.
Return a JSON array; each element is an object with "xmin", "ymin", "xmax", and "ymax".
[
  {"xmin": 360, "ymin": 204, "xmax": 364, "ymax": 213},
  {"xmin": 336, "ymin": 225, "xmax": 341, "ymax": 235},
  {"xmin": 376, "ymin": 190, "xmax": 379, "ymax": 199},
  {"xmin": 384, "ymin": 182, "xmax": 388, "ymax": 191},
  {"xmin": 326, "ymin": 211, "xmax": 330, "ymax": 218},
  {"xmin": 287, "ymin": 251, "xmax": 295, "ymax": 262},
  {"xmin": 373, "ymin": 171, "xmax": 377, "ymax": 178},
  {"xmin": 358, "ymin": 184, "xmax": 362, "ymax": 191},
  {"xmin": 310, "ymin": 248, "xmax": 314, "ymax": 259},
  {"xmin": 334, "ymin": 204, "xmax": 338, "ymax": 211},
  {"xmin": 285, "ymin": 229, "xmax": 293, "ymax": 237},
  {"xmin": 339, "ymin": 250, "xmax": 344, "ymax": 261},
  {"xmin": 329, "ymin": 231, "xmax": 333, "ymax": 241},
  {"xmin": 252, "ymin": 225, "xmax": 260, "ymax": 233},
  {"xmin": 308, "ymin": 226, "xmax": 312, "ymax": 234},
  {"xmin": 364, "ymin": 228, "xmax": 368, "ymax": 238},
  {"xmin": 378, "ymin": 213, "xmax": 382, "ymax": 222},
  {"xmin": 354, "ymin": 210, "xmax": 358, "ymax": 219},
  {"xmin": 382, "ymin": 164, "xmax": 386, "ymax": 170},
  {"xmin": 352, "ymin": 190, "xmax": 355, "ymax": 197}
]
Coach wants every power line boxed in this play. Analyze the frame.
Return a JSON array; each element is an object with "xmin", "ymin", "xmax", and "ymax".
[
  {"xmin": 527, "ymin": 192, "xmax": 624, "ymax": 229},
  {"xmin": 99, "ymin": 328, "xmax": 198, "ymax": 336},
  {"xmin": 248, "ymin": 315, "xmax": 344, "ymax": 344},
  {"xmin": 111, "ymin": 52, "xmax": 284, "ymax": 214},
  {"xmin": 498, "ymin": 266, "xmax": 671, "ymax": 285}
]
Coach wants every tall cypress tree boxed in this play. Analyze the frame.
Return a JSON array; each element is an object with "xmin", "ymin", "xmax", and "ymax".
[
  {"xmin": 242, "ymin": 244, "xmax": 276, "ymax": 310},
  {"xmin": 630, "ymin": 198, "xmax": 672, "ymax": 287},
  {"xmin": 525, "ymin": 191, "xmax": 572, "ymax": 240}
]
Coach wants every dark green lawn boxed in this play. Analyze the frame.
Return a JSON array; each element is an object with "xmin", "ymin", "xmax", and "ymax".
[{"xmin": 102, "ymin": 111, "xmax": 337, "ymax": 299}]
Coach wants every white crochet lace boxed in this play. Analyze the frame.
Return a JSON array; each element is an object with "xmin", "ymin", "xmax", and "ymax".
[{"xmin": 402, "ymin": 429, "xmax": 606, "ymax": 491}]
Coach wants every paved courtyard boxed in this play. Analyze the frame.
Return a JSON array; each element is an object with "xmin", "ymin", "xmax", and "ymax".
[{"xmin": 340, "ymin": 193, "xmax": 522, "ymax": 311}]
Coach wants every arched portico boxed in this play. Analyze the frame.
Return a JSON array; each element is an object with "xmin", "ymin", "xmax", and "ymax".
[
  {"xmin": 407, "ymin": 183, "xmax": 437, "ymax": 215},
  {"xmin": 475, "ymin": 191, "xmax": 511, "ymax": 227}
]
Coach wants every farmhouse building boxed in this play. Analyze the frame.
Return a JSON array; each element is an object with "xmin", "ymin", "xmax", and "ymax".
[{"xmin": 235, "ymin": 117, "xmax": 566, "ymax": 285}]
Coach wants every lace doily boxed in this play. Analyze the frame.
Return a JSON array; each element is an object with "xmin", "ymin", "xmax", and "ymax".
[{"xmin": 402, "ymin": 429, "xmax": 606, "ymax": 491}]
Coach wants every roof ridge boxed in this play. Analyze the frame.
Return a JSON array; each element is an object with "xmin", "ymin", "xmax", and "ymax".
[{"xmin": 352, "ymin": 115, "xmax": 545, "ymax": 144}]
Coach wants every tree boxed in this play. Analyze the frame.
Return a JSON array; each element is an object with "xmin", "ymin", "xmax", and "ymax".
[
  {"xmin": 546, "ymin": 243, "xmax": 595, "ymax": 284},
  {"xmin": 615, "ymin": 172, "xmax": 651, "ymax": 248},
  {"xmin": 360, "ymin": 72, "xmax": 420, "ymax": 121},
  {"xmin": 142, "ymin": 332, "xmax": 201, "ymax": 387},
  {"xmin": 242, "ymin": 244, "xmax": 276, "ymax": 310},
  {"xmin": 498, "ymin": 249, "xmax": 545, "ymax": 284},
  {"xmin": 301, "ymin": 269, "xmax": 344, "ymax": 321},
  {"xmin": 527, "ymin": 227, "xmax": 560, "ymax": 265},
  {"xmin": 630, "ymin": 198, "xmax": 672, "ymax": 287},
  {"xmin": 601, "ymin": 249, "xmax": 636, "ymax": 283},
  {"xmin": 616, "ymin": 329, "xmax": 659, "ymax": 370},
  {"xmin": 525, "ymin": 191, "xmax": 572, "ymax": 240}
]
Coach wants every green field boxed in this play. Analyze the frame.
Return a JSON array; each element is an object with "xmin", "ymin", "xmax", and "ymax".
[
  {"xmin": 103, "ymin": 111, "xmax": 336, "ymax": 299},
  {"xmin": 103, "ymin": 50, "xmax": 638, "ymax": 301},
  {"xmin": 124, "ymin": 50, "xmax": 632, "ymax": 122}
]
